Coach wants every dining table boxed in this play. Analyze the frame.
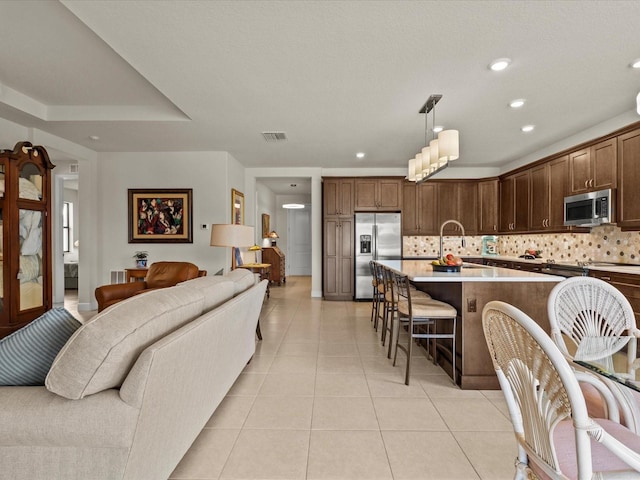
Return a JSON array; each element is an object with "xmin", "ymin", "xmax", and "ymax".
[{"xmin": 573, "ymin": 335, "xmax": 640, "ymax": 393}]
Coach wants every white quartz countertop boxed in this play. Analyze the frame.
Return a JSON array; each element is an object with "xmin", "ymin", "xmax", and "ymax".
[
  {"xmin": 404, "ymin": 255, "xmax": 640, "ymax": 275},
  {"xmin": 378, "ymin": 259, "xmax": 565, "ymax": 283}
]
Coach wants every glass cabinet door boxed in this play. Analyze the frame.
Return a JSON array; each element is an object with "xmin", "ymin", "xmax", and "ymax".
[
  {"xmin": 19, "ymin": 162, "xmax": 43, "ymax": 201},
  {"xmin": 18, "ymin": 162, "xmax": 45, "ymax": 312},
  {"xmin": 18, "ymin": 207, "xmax": 44, "ymax": 311}
]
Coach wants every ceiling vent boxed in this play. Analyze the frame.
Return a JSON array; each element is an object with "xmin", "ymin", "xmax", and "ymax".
[
  {"xmin": 262, "ymin": 131, "xmax": 287, "ymax": 142},
  {"xmin": 69, "ymin": 163, "xmax": 79, "ymax": 173}
]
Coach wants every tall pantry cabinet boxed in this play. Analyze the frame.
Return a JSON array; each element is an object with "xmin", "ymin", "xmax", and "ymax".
[
  {"xmin": 323, "ymin": 178, "xmax": 354, "ymax": 300},
  {"xmin": 0, "ymin": 142, "xmax": 55, "ymax": 339}
]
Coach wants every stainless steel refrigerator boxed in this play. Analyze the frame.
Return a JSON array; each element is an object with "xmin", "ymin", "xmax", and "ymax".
[{"xmin": 354, "ymin": 213, "xmax": 402, "ymax": 300}]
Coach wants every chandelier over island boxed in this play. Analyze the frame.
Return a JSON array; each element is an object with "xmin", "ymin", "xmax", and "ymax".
[{"xmin": 407, "ymin": 94, "xmax": 459, "ymax": 183}]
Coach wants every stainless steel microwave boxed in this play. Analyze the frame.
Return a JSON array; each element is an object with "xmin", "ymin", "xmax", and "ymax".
[{"xmin": 564, "ymin": 189, "xmax": 613, "ymax": 227}]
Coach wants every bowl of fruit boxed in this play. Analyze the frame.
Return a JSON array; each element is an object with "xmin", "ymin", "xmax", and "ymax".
[{"xmin": 431, "ymin": 254, "xmax": 464, "ymax": 272}]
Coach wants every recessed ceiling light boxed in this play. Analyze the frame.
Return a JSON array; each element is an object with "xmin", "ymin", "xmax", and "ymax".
[
  {"xmin": 283, "ymin": 203, "xmax": 305, "ymax": 209},
  {"xmin": 88, "ymin": 135, "xmax": 100, "ymax": 141},
  {"xmin": 432, "ymin": 126, "xmax": 443, "ymax": 133},
  {"xmin": 630, "ymin": 59, "xmax": 640, "ymax": 69},
  {"xmin": 489, "ymin": 58, "xmax": 511, "ymax": 71},
  {"xmin": 521, "ymin": 125, "xmax": 535, "ymax": 133},
  {"xmin": 356, "ymin": 152, "xmax": 365, "ymax": 159},
  {"xmin": 509, "ymin": 99, "xmax": 526, "ymax": 108}
]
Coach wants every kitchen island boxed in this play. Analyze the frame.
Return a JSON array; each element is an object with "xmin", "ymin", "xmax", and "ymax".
[{"xmin": 377, "ymin": 259, "xmax": 564, "ymax": 389}]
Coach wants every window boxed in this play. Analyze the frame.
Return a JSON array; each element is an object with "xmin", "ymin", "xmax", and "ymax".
[{"xmin": 63, "ymin": 202, "xmax": 71, "ymax": 253}]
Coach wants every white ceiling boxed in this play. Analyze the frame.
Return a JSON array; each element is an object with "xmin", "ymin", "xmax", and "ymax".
[{"xmin": 0, "ymin": 0, "xmax": 639, "ymax": 174}]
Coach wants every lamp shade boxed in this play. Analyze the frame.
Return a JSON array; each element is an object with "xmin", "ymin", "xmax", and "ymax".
[
  {"xmin": 438, "ymin": 130, "xmax": 459, "ymax": 162},
  {"xmin": 210, "ymin": 224, "xmax": 254, "ymax": 247},
  {"xmin": 429, "ymin": 139, "xmax": 440, "ymax": 171},
  {"xmin": 407, "ymin": 158, "xmax": 416, "ymax": 181},
  {"xmin": 267, "ymin": 231, "xmax": 279, "ymax": 239},
  {"xmin": 421, "ymin": 146, "xmax": 430, "ymax": 175},
  {"xmin": 414, "ymin": 153, "xmax": 423, "ymax": 180}
]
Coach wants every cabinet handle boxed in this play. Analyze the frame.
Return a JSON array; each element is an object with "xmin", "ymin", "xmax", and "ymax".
[
  {"xmin": 493, "ymin": 225, "xmax": 497, "ymax": 231},
  {"xmin": 601, "ymin": 276, "xmax": 611, "ymax": 281},
  {"xmin": 590, "ymin": 179, "xmax": 594, "ymax": 187},
  {"xmin": 584, "ymin": 180, "xmax": 588, "ymax": 188}
]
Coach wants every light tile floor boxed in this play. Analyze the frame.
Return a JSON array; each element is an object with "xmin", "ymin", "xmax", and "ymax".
[
  {"xmin": 168, "ymin": 276, "xmax": 518, "ymax": 480},
  {"xmin": 67, "ymin": 278, "xmax": 518, "ymax": 480}
]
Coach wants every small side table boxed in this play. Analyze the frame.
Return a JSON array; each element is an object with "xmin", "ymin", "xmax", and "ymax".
[
  {"xmin": 238, "ymin": 263, "xmax": 272, "ymax": 298},
  {"xmin": 125, "ymin": 268, "xmax": 148, "ymax": 282}
]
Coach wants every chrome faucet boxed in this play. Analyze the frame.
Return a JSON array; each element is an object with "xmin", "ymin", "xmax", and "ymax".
[{"xmin": 439, "ymin": 220, "xmax": 466, "ymax": 260}]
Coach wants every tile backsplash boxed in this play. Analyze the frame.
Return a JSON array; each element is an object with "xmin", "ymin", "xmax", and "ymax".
[{"xmin": 403, "ymin": 225, "xmax": 640, "ymax": 264}]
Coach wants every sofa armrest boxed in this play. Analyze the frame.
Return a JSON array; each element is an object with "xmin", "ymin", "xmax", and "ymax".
[
  {"xmin": 95, "ymin": 282, "xmax": 148, "ymax": 312},
  {"xmin": 0, "ymin": 386, "xmax": 139, "ymax": 448}
]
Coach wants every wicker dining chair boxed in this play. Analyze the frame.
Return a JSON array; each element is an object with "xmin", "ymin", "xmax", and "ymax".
[
  {"xmin": 483, "ymin": 301, "xmax": 640, "ymax": 480},
  {"xmin": 548, "ymin": 276, "xmax": 640, "ymax": 433}
]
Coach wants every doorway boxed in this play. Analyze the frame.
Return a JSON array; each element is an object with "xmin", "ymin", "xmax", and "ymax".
[{"xmin": 287, "ymin": 206, "xmax": 311, "ymax": 276}]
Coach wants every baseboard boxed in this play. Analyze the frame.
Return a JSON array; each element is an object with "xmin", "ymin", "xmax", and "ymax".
[{"xmin": 311, "ymin": 290, "xmax": 323, "ymax": 298}]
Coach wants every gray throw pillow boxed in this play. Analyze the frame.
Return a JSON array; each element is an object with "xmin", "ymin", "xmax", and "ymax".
[{"xmin": 0, "ymin": 308, "xmax": 81, "ymax": 386}]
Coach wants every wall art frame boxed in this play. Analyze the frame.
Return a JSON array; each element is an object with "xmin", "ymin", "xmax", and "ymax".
[
  {"xmin": 262, "ymin": 213, "xmax": 270, "ymax": 238},
  {"xmin": 128, "ymin": 188, "xmax": 193, "ymax": 243},
  {"xmin": 232, "ymin": 188, "xmax": 245, "ymax": 225}
]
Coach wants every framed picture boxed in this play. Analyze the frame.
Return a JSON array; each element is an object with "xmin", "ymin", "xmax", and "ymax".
[
  {"xmin": 262, "ymin": 213, "xmax": 270, "ymax": 238},
  {"xmin": 128, "ymin": 188, "xmax": 193, "ymax": 243},
  {"xmin": 232, "ymin": 188, "xmax": 244, "ymax": 225}
]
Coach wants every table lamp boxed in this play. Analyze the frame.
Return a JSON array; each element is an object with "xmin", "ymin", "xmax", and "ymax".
[
  {"xmin": 210, "ymin": 224, "xmax": 255, "ymax": 270},
  {"xmin": 248, "ymin": 244, "xmax": 262, "ymax": 264},
  {"xmin": 267, "ymin": 230, "xmax": 279, "ymax": 246}
]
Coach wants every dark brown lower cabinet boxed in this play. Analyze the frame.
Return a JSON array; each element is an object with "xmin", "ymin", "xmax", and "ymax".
[{"xmin": 323, "ymin": 217, "xmax": 354, "ymax": 300}]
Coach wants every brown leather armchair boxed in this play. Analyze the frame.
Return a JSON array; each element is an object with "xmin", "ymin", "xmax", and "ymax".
[{"xmin": 95, "ymin": 261, "xmax": 205, "ymax": 312}]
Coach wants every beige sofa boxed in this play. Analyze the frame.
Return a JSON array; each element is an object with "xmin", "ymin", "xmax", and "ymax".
[{"xmin": 0, "ymin": 269, "xmax": 266, "ymax": 480}]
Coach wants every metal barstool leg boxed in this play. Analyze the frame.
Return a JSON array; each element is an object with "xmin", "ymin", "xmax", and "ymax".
[{"xmin": 451, "ymin": 316, "xmax": 457, "ymax": 384}]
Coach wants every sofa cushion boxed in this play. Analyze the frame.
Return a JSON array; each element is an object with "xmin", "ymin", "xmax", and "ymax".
[
  {"xmin": 0, "ymin": 308, "xmax": 81, "ymax": 386},
  {"xmin": 46, "ymin": 285, "xmax": 204, "ymax": 399},
  {"xmin": 179, "ymin": 276, "xmax": 235, "ymax": 312},
  {"xmin": 225, "ymin": 268, "xmax": 258, "ymax": 295}
]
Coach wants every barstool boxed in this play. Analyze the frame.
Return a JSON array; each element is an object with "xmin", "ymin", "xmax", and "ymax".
[
  {"xmin": 369, "ymin": 261, "xmax": 384, "ymax": 331},
  {"xmin": 381, "ymin": 266, "xmax": 431, "ymax": 358},
  {"xmin": 392, "ymin": 271, "xmax": 458, "ymax": 385}
]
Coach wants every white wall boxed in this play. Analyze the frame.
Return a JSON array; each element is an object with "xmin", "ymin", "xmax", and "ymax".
[
  {"xmin": 95, "ymin": 151, "xmax": 241, "ymax": 295},
  {"xmin": 0, "ymin": 118, "xmax": 29, "ymax": 147},
  {"xmin": 255, "ymin": 181, "xmax": 277, "ymax": 251}
]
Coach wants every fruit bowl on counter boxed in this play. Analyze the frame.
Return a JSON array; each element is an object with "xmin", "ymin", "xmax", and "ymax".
[
  {"xmin": 432, "ymin": 264, "xmax": 462, "ymax": 272},
  {"xmin": 431, "ymin": 254, "xmax": 463, "ymax": 272}
]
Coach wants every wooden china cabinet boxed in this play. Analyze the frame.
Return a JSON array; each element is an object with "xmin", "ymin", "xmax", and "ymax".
[{"xmin": 0, "ymin": 142, "xmax": 55, "ymax": 339}]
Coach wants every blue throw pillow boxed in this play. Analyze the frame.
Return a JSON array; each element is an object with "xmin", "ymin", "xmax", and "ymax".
[{"xmin": 0, "ymin": 308, "xmax": 82, "ymax": 386}]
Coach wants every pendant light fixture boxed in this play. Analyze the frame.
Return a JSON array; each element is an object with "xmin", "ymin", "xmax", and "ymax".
[{"xmin": 407, "ymin": 94, "xmax": 460, "ymax": 183}]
